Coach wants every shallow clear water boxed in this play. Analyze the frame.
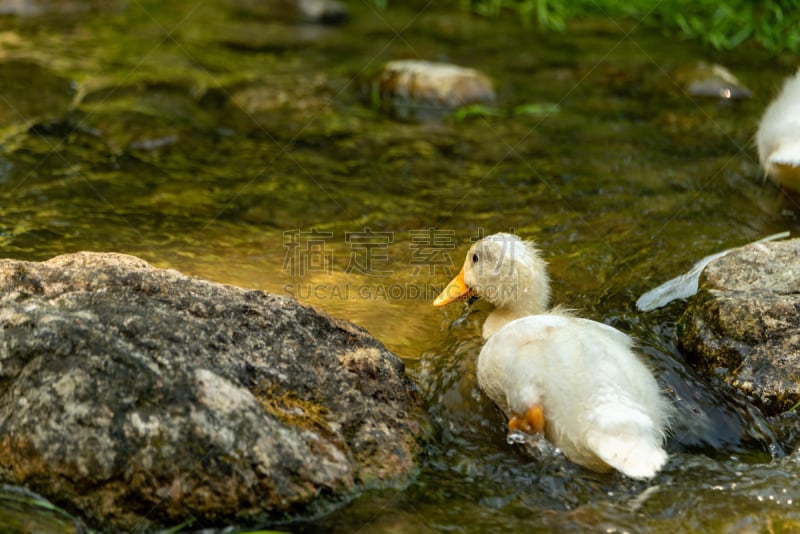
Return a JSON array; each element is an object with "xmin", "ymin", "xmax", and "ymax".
[{"xmin": 2, "ymin": 0, "xmax": 800, "ymax": 531}]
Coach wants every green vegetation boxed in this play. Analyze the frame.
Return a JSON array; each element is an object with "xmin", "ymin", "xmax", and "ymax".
[
  {"xmin": 378, "ymin": 0, "xmax": 800, "ymax": 53},
  {"xmin": 453, "ymin": 102, "xmax": 560, "ymax": 121},
  {"xmin": 453, "ymin": 103, "xmax": 503, "ymax": 120}
]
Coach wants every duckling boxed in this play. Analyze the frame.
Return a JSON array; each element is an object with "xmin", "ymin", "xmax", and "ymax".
[
  {"xmin": 756, "ymin": 69, "xmax": 800, "ymax": 192},
  {"xmin": 434, "ymin": 233, "xmax": 672, "ymax": 479}
]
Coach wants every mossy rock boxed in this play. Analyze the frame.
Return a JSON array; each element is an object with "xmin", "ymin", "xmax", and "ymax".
[
  {"xmin": 0, "ymin": 252, "xmax": 427, "ymax": 532},
  {"xmin": 677, "ymin": 239, "xmax": 800, "ymax": 415}
]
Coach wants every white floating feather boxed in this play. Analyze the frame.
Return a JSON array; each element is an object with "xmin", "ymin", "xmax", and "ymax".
[{"xmin": 636, "ymin": 232, "xmax": 790, "ymax": 311}]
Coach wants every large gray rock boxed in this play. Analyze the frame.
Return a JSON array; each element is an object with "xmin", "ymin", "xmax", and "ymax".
[
  {"xmin": 0, "ymin": 252, "xmax": 423, "ymax": 532},
  {"xmin": 677, "ymin": 238, "xmax": 800, "ymax": 415}
]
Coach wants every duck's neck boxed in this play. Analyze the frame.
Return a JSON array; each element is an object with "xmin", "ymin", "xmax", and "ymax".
[
  {"xmin": 480, "ymin": 250, "xmax": 551, "ymax": 340},
  {"xmin": 482, "ymin": 297, "xmax": 548, "ymax": 340}
]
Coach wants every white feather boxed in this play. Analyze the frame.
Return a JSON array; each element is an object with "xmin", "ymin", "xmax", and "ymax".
[{"xmin": 636, "ymin": 232, "xmax": 790, "ymax": 311}]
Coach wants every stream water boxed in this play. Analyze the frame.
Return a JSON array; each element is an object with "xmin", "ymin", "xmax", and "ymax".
[{"xmin": 2, "ymin": 0, "xmax": 800, "ymax": 532}]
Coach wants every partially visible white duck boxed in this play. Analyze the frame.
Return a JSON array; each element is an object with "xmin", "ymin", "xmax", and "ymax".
[
  {"xmin": 757, "ymin": 68, "xmax": 800, "ymax": 192},
  {"xmin": 434, "ymin": 233, "xmax": 672, "ymax": 479}
]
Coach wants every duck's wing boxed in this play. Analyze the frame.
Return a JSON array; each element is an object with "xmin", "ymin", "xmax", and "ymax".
[{"xmin": 572, "ymin": 317, "xmax": 633, "ymax": 347}]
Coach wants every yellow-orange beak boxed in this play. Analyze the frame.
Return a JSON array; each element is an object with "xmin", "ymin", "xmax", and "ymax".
[{"xmin": 433, "ymin": 268, "xmax": 473, "ymax": 307}]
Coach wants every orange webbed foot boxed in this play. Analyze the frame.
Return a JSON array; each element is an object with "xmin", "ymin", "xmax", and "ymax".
[{"xmin": 508, "ymin": 404, "xmax": 545, "ymax": 434}]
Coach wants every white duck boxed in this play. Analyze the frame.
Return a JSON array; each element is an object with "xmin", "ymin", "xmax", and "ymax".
[
  {"xmin": 756, "ymin": 68, "xmax": 800, "ymax": 192},
  {"xmin": 434, "ymin": 233, "xmax": 672, "ymax": 479}
]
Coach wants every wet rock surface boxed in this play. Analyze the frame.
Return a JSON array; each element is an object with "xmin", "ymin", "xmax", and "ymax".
[
  {"xmin": 377, "ymin": 59, "xmax": 496, "ymax": 120},
  {"xmin": 678, "ymin": 238, "xmax": 800, "ymax": 415},
  {"xmin": 0, "ymin": 252, "xmax": 423, "ymax": 532}
]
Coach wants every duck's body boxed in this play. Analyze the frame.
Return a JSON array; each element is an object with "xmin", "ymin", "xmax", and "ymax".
[
  {"xmin": 757, "ymin": 69, "xmax": 800, "ymax": 192},
  {"xmin": 434, "ymin": 233, "xmax": 671, "ymax": 479},
  {"xmin": 480, "ymin": 314, "xmax": 670, "ymax": 477}
]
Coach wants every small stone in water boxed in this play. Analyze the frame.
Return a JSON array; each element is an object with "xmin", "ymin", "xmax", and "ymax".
[
  {"xmin": 377, "ymin": 59, "xmax": 495, "ymax": 121},
  {"xmin": 682, "ymin": 62, "xmax": 751, "ymax": 100},
  {"xmin": 507, "ymin": 429, "xmax": 561, "ymax": 461}
]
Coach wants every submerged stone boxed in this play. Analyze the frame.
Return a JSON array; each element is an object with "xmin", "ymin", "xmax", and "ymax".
[
  {"xmin": 675, "ymin": 62, "xmax": 752, "ymax": 100},
  {"xmin": 377, "ymin": 60, "xmax": 496, "ymax": 121},
  {"xmin": 231, "ymin": 0, "xmax": 349, "ymax": 24},
  {"xmin": 230, "ymin": 74, "xmax": 331, "ymax": 114},
  {"xmin": 0, "ymin": 60, "xmax": 74, "ymax": 124},
  {"xmin": 217, "ymin": 20, "xmax": 334, "ymax": 51},
  {"xmin": 677, "ymin": 238, "xmax": 800, "ymax": 415},
  {"xmin": 0, "ymin": 252, "xmax": 424, "ymax": 532},
  {"xmin": 0, "ymin": 0, "xmax": 124, "ymax": 16}
]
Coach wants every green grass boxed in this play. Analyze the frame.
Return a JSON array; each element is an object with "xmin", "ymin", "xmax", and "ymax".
[{"xmin": 374, "ymin": 0, "xmax": 800, "ymax": 53}]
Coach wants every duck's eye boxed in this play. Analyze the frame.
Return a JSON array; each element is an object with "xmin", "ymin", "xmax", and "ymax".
[{"xmin": 472, "ymin": 253, "xmax": 479, "ymax": 264}]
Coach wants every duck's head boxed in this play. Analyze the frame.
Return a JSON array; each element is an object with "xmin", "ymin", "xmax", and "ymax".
[{"xmin": 433, "ymin": 233, "xmax": 550, "ymax": 317}]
